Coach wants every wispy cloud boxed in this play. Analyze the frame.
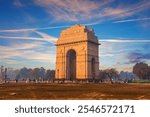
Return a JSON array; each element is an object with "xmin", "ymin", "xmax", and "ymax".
[
  {"xmin": 0, "ymin": 42, "xmax": 43, "ymax": 51},
  {"xmin": 100, "ymin": 0, "xmax": 150, "ymax": 19},
  {"xmin": 33, "ymin": 0, "xmax": 113, "ymax": 22},
  {"xmin": 0, "ymin": 25, "xmax": 71, "ymax": 33},
  {"xmin": 0, "ymin": 22, "xmax": 104, "ymax": 33},
  {"xmin": 13, "ymin": 0, "xmax": 24, "ymax": 7},
  {"xmin": 0, "ymin": 42, "xmax": 55, "ymax": 62},
  {"xmin": 0, "ymin": 28, "xmax": 57, "ymax": 64},
  {"xmin": 126, "ymin": 52, "xmax": 150, "ymax": 64},
  {"xmin": 34, "ymin": 31, "xmax": 57, "ymax": 43},
  {"xmin": 22, "ymin": 51, "xmax": 55, "ymax": 62},
  {"xmin": 113, "ymin": 17, "xmax": 150, "ymax": 23},
  {"xmin": 101, "ymin": 54, "xmax": 114, "ymax": 57},
  {"xmin": 100, "ymin": 41, "xmax": 150, "ymax": 71},
  {"xmin": 1, "ymin": 50, "xmax": 55, "ymax": 63},
  {"xmin": 100, "ymin": 39, "xmax": 150, "ymax": 43},
  {"xmin": 0, "ymin": 42, "xmax": 41, "ymax": 59},
  {"xmin": 32, "ymin": 0, "xmax": 150, "ymax": 22},
  {"xmin": 0, "ymin": 31, "xmax": 57, "ymax": 43}
]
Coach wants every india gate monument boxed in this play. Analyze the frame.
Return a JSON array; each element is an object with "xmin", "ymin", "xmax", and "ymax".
[{"xmin": 55, "ymin": 24, "xmax": 99, "ymax": 81}]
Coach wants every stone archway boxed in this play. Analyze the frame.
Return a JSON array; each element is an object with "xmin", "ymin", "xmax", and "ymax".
[
  {"xmin": 55, "ymin": 24, "xmax": 99, "ymax": 80},
  {"xmin": 66, "ymin": 49, "xmax": 76, "ymax": 80}
]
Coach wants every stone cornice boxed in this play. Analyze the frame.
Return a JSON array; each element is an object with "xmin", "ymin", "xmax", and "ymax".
[{"xmin": 56, "ymin": 40, "xmax": 100, "ymax": 46}]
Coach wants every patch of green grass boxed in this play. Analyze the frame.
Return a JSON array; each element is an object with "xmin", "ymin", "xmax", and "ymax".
[{"xmin": 128, "ymin": 80, "xmax": 150, "ymax": 83}]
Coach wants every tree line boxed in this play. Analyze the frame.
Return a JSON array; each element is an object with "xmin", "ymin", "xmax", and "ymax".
[
  {"xmin": 0, "ymin": 67, "xmax": 55, "ymax": 82},
  {"xmin": 98, "ymin": 62, "xmax": 150, "ymax": 83},
  {"xmin": 0, "ymin": 62, "xmax": 150, "ymax": 83}
]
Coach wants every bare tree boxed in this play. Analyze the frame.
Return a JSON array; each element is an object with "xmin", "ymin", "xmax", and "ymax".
[
  {"xmin": 0, "ymin": 66, "xmax": 8, "ymax": 83},
  {"xmin": 4, "ymin": 68, "xmax": 7, "ymax": 83},
  {"xmin": 99, "ymin": 68, "xmax": 118, "ymax": 84},
  {"xmin": 0, "ymin": 66, "xmax": 4, "ymax": 82}
]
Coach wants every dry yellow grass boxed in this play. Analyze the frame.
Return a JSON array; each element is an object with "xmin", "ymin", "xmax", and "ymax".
[{"xmin": 0, "ymin": 83, "xmax": 150, "ymax": 100}]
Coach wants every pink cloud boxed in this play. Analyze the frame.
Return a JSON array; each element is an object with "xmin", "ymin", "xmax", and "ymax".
[{"xmin": 33, "ymin": 0, "xmax": 150, "ymax": 22}]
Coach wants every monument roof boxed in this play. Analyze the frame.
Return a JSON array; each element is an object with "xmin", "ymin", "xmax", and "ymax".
[{"xmin": 56, "ymin": 24, "xmax": 99, "ymax": 46}]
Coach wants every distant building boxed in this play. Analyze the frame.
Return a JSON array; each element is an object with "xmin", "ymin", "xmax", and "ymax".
[{"xmin": 55, "ymin": 24, "xmax": 99, "ymax": 80}]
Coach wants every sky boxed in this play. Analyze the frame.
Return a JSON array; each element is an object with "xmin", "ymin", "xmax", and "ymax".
[{"xmin": 0, "ymin": 0, "xmax": 150, "ymax": 72}]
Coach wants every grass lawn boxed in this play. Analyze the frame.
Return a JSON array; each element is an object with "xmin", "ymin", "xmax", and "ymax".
[{"xmin": 0, "ymin": 83, "xmax": 150, "ymax": 100}]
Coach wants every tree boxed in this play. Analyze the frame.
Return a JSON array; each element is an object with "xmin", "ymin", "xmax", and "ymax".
[
  {"xmin": 32, "ymin": 68, "xmax": 40, "ymax": 80},
  {"xmin": 0, "ymin": 66, "xmax": 8, "ymax": 83},
  {"xmin": 0, "ymin": 66, "xmax": 4, "ymax": 81},
  {"xmin": 133, "ymin": 63, "xmax": 149, "ymax": 79},
  {"xmin": 148, "ymin": 66, "xmax": 150, "ymax": 79},
  {"xmin": 4, "ymin": 68, "xmax": 7, "ymax": 83},
  {"xmin": 99, "ymin": 68, "xmax": 119, "ymax": 83},
  {"xmin": 49, "ymin": 70, "xmax": 55, "ymax": 80},
  {"xmin": 15, "ymin": 67, "xmax": 56, "ymax": 82},
  {"xmin": 16, "ymin": 67, "xmax": 30, "ymax": 80},
  {"xmin": 99, "ymin": 70, "xmax": 107, "ymax": 81},
  {"xmin": 45, "ymin": 70, "xmax": 55, "ymax": 80},
  {"xmin": 39, "ymin": 67, "xmax": 46, "ymax": 80},
  {"xmin": 105, "ymin": 68, "xmax": 119, "ymax": 84}
]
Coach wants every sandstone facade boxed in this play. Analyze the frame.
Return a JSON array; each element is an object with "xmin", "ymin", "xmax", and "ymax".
[{"xmin": 55, "ymin": 24, "xmax": 99, "ymax": 80}]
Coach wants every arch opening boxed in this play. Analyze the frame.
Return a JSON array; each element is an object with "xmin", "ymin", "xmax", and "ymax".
[{"xmin": 66, "ymin": 49, "xmax": 76, "ymax": 80}]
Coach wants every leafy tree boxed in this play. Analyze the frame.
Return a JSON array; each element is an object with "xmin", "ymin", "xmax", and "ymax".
[
  {"xmin": 28, "ymin": 68, "xmax": 33, "ymax": 80},
  {"xmin": 45, "ymin": 70, "xmax": 55, "ymax": 80},
  {"xmin": 32, "ymin": 68, "xmax": 40, "ymax": 80},
  {"xmin": 49, "ymin": 70, "xmax": 55, "ymax": 80},
  {"xmin": 16, "ymin": 67, "xmax": 30, "ymax": 80},
  {"xmin": 39, "ymin": 67, "xmax": 46, "ymax": 80},
  {"xmin": 133, "ymin": 63, "xmax": 149, "ymax": 79}
]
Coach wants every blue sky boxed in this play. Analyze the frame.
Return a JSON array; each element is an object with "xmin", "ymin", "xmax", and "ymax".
[{"xmin": 0, "ymin": 0, "xmax": 150, "ymax": 71}]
